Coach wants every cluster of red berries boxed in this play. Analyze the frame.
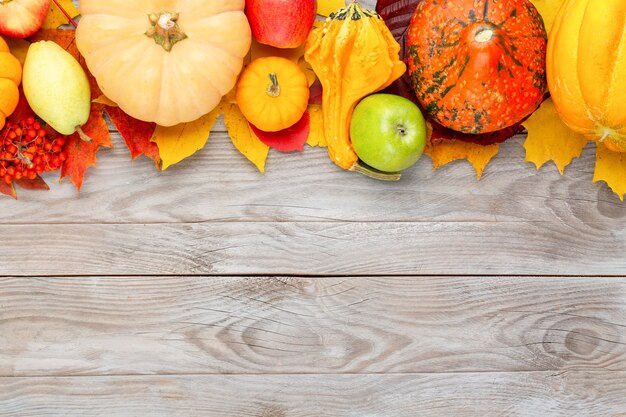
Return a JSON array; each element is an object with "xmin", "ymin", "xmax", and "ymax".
[{"xmin": 0, "ymin": 117, "xmax": 67, "ymax": 185}]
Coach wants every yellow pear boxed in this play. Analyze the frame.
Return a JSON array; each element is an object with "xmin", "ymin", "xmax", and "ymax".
[{"xmin": 23, "ymin": 41, "xmax": 91, "ymax": 141}]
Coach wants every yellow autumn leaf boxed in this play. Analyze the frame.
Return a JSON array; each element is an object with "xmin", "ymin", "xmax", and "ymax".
[
  {"xmin": 522, "ymin": 98, "xmax": 589, "ymax": 174},
  {"xmin": 318, "ymin": 0, "xmax": 347, "ymax": 17},
  {"xmin": 529, "ymin": 0, "xmax": 566, "ymax": 33},
  {"xmin": 299, "ymin": 57, "xmax": 317, "ymax": 86},
  {"xmin": 593, "ymin": 143, "xmax": 626, "ymax": 201},
  {"xmin": 223, "ymin": 103, "xmax": 270, "ymax": 173},
  {"xmin": 425, "ymin": 140, "xmax": 500, "ymax": 180},
  {"xmin": 92, "ymin": 95, "xmax": 118, "ymax": 107},
  {"xmin": 151, "ymin": 106, "xmax": 223, "ymax": 170},
  {"xmin": 307, "ymin": 104, "xmax": 326, "ymax": 148},
  {"xmin": 42, "ymin": 0, "xmax": 79, "ymax": 29}
]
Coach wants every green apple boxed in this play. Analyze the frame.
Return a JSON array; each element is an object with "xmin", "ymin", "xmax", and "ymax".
[{"xmin": 350, "ymin": 94, "xmax": 427, "ymax": 173}]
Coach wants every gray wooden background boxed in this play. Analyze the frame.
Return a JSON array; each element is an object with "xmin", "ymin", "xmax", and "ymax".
[{"xmin": 1, "ymin": 1, "xmax": 625, "ymax": 415}]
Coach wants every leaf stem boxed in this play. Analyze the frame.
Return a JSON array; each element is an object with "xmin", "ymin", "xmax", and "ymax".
[{"xmin": 51, "ymin": 0, "xmax": 78, "ymax": 28}]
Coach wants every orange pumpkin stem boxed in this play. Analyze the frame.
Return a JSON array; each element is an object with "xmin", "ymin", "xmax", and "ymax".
[
  {"xmin": 266, "ymin": 73, "xmax": 281, "ymax": 97},
  {"xmin": 145, "ymin": 12, "xmax": 187, "ymax": 52}
]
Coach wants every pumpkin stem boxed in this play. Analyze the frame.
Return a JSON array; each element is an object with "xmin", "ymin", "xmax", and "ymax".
[
  {"xmin": 266, "ymin": 73, "xmax": 281, "ymax": 97},
  {"xmin": 146, "ymin": 12, "xmax": 187, "ymax": 52},
  {"xmin": 350, "ymin": 160, "xmax": 402, "ymax": 181},
  {"xmin": 474, "ymin": 27, "xmax": 495, "ymax": 43}
]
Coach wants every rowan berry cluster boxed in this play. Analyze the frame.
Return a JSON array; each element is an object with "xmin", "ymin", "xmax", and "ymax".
[{"xmin": 0, "ymin": 117, "xmax": 67, "ymax": 184}]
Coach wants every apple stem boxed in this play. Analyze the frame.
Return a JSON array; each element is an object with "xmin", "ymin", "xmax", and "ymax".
[
  {"xmin": 51, "ymin": 0, "xmax": 78, "ymax": 28},
  {"xmin": 75, "ymin": 126, "xmax": 93, "ymax": 143},
  {"xmin": 350, "ymin": 160, "xmax": 402, "ymax": 181}
]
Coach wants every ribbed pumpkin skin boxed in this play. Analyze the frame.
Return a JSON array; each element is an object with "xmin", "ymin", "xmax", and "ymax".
[
  {"xmin": 548, "ymin": 0, "xmax": 626, "ymax": 152},
  {"xmin": 407, "ymin": 0, "xmax": 547, "ymax": 134},
  {"xmin": 76, "ymin": 0, "xmax": 251, "ymax": 127}
]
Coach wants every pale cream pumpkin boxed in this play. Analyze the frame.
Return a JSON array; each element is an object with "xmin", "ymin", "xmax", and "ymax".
[{"xmin": 76, "ymin": 0, "xmax": 251, "ymax": 127}]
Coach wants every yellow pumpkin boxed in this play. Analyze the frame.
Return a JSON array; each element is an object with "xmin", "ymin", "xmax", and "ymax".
[
  {"xmin": 0, "ymin": 36, "xmax": 21, "ymax": 130},
  {"xmin": 548, "ymin": 0, "xmax": 626, "ymax": 152},
  {"xmin": 236, "ymin": 57, "xmax": 309, "ymax": 132},
  {"xmin": 75, "ymin": 0, "xmax": 251, "ymax": 127}
]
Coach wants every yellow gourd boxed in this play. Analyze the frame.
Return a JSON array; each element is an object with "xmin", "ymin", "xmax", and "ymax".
[
  {"xmin": 548, "ymin": 0, "xmax": 626, "ymax": 152},
  {"xmin": 237, "ymin": 57, "xmax": 310, "ymax": 132},
  {"xmin": 0, "ymin": 36, "xmax": 21, "ymax": 130},
  {"xmin": 304, "ymin": 1, "xmax": 405, "ymax": 170}
]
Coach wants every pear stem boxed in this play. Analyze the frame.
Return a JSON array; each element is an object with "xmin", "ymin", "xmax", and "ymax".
[
  {"xmin": 350, "ymin": 160, "xmax": 402, "ymax": 181},
  {"xmin": 76, "ymin": 126, "xmax": 93, "ymax": 143}
]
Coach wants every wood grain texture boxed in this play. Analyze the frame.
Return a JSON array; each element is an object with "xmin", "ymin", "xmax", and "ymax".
[
  {"xmin": 1, "ymin": 131, "xmax": 623, "ymax": 225},
  {"xmin": 1, "ymin": 221, "xmax": 625, "ymax": 276},
  {"xmin": 1, "ymin": 372, "xmax": 625, "ymax": 416},
  {"xmin": 1, "ymin": 276, "xmax": 625, "ymax": 377}
]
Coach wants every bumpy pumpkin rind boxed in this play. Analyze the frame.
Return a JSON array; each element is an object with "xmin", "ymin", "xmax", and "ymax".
[{"xmin": 407, "ymin": 0, "xmax": 547, "ymax": 134}]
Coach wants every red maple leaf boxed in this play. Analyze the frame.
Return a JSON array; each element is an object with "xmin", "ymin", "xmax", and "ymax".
[
  {"xmin": 15, "ymin": 175, "xmax": 50, "ymax": 190},
  {"xmin": 105, "ymin": 106, "xmax": 160, "ymax": 167},
  {"xmin": 0, "ymin": 181, "xmax": 17, "ymax": 199},
  {"xmin": 250, "ymin": 111, "xmax": 310, "ymax": 153}
]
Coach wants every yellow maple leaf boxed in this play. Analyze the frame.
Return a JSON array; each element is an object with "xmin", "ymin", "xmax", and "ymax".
[
  {"xmin": 42, "ymin": 0, "xmax": 79, "ymax": 29},
  {"xmin": 317, "ymin": 0, "xmax": 347, "ymax": 17},
  {"xmin": 593, "ymin": 143, "xmax": 626, "ymax": 201},
  {"xmin": 522, "ymin": 98, "xmax": 589, "ymax": 174},
  {"xmin": 529, "ymin": 0, "xmax": 566, "ymax": 33},
  {"xmin": 307, "ymin": 104, "xmax": 326, "ymax": 148},
  {"xmin": 92, "ymin": 95, "xmax": 118, "ymax": 107},
  {"xmin": 151, "ymin": 106, "xmax": 223, "ymax": 170},
  {"xmin": 223, "ymin": 103, "xmax": 270, "ymax": 173},
  {"xmin": 425, "ymin": 140, "xmax": 500, "ymax": 180}
]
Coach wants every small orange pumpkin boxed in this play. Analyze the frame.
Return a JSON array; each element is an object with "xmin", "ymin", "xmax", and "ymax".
[
  {"xmin": 0, "ymin": 36, "xmax": 21, "ymax": 130},
  {"xmin": 236, "ymin": 57, "xmax": 309, "ymax": 132},
  {"xmin": 548, "ymin": 0, "xmax": 626, "ymax": 151}
]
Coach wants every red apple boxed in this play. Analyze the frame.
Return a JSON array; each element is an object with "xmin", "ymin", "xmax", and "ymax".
[
  {"xmin": 246, "ymin": 0, "xmax": 317, "ymax": 49},
  {"xmin": 0, "ymin": 0, "xmax": 51, "ymax": 39}
]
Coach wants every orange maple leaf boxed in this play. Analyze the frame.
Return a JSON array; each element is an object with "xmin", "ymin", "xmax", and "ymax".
[{"xmin": 58, "ymin": 103, "xmax": 112, "ymax": 191}]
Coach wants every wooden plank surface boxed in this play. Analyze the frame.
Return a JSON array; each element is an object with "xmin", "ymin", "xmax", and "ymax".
[
  {"xmin": 1, "ymin": 221, "xmax": 625, "ymax": 276},
  {"xmin": 2, "ymin": 372, "xmax": 625, "ymax": 416},
  {"xmin": 2, "ymin": 0, "xmax": 625, "ymax": 415},
  {"xmin": 1, "ymin": 131, "xmax": 622, "ymax": 225},
  {"xmin": 1, "ymin": 276, "xmax": 624, "ymax": 377}
]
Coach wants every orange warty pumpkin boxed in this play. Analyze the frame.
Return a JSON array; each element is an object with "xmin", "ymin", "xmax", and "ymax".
[
  {"xmin": 407, "ymin": 0, "xmax": 547, "ymax": 134},
  {"xmin": 548, "ymin": 0, "xmax": 626, "ymax": 152},
  {"xmin": 76, "ymin": 0, "xmax": 251, "ymax": 127},
  {"xmin": 236, "ymin": 57, "xmax": 310, "ymax": 132}
]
